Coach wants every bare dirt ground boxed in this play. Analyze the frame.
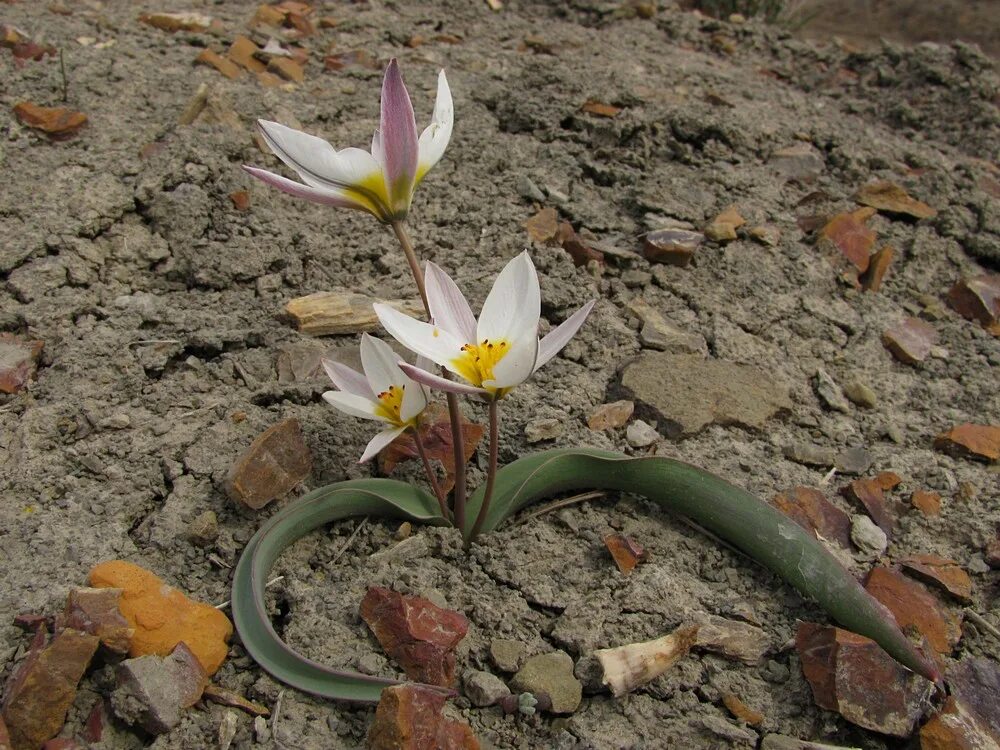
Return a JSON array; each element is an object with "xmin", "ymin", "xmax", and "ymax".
[{"xmin": 1, "ymin": 1, "xmax": 998, "ymax": 748}]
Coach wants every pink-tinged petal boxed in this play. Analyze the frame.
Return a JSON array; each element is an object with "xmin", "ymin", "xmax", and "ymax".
[
  {"xmin": 398, "ymin": 363, "xmax": 488, "ymax": 396},
  {"xmin": 360, "ymin": 334, "xmax": 407, "ymax": 396},
  {"xmin": 425, "ymin": 261, "xmax": 476, "ymax": 341},
  {"xmin": 484, "ymin": 333, "xmax": 538, "ymax": 391},
  {"xmin": 379, "ymin": 59, "xmax": 419, "ymax": 214},
  {"xmin": 416, "ymin": 69, "xmax": 454, "ymax": 182},
  {"xmin": 360, "ymin": 425, "xmax": 407, "ymax": 463},
  {"xmin": 242, "ymin": 166, "xmax": 375, "ymax": 215},
  {"xmin": 534, "ymin": 300, "xmax": 596, "ymax": 372},
  {"xmin": 477, "ymin": 251, "xmax": 541, "ymax": 344},
  {"xmin": 321, "ymin": 357, "xmax": 374, "ymax": 399},
  {"xmin": 322, "ymin": 391, "xmax": 386, "ymax": 422},
  {"xmin": 373, "ymin": 303, "xmax": 467, "ymax": 373}
]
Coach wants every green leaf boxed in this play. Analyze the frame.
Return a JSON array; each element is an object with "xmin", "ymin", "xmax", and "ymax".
[
  {"xmin": 463, "ymin": 448, "xmax": 941, "ymax": 684},
  {"xmin": 229, "ymin": 479, "xmax": 449, "ymax": 703}
]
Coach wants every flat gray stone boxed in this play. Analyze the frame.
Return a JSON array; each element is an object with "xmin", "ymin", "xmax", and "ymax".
[
  {"xmin": 510, "ymin": 651, "xmax": 582, "ymax": 714},
  {"xmin": 813, "ymin": 369, "xmax": 851, "ymax": 413},
  {"xmin": 464, "ymin": 670, "xmax": 510, "ymax": 707},
  {"xmin": 620, "ymin": 353, "xmax": 791, "ymax": 439}
]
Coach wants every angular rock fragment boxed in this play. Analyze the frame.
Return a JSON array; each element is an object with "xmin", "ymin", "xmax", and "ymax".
[
  {"xmin": 88, "ymin": 560, "xmax": 233, "ymax": 674},
  {"xmin": 882, "ymin": 317, "xmax": 937, "ymax": 365},
  {"xmin": 595, "ymin": 624, "xmax": 698, "ymax": 697},
  {"xmin": 813, "ymin": 369, "xmax": 851, "ymax": 413},
  {"xmin": 693, "ymin": 614, "xmax": 770, "ymax": 664},
  {"xmin": 0, "ymin": 334, "xmax": 43, "ymax": 394},
  {"xmin": 704, "ymin": 207, "xmax": 745, "ymax": 242},
  {"xmin": 835, "ymin": 446, "xmax": 874, "ymax": 473},
  {"xmin": 14, "ymin": 102, "xmax": 87, "ymax": 138},
  {"xmin": 642, "ymin": 228, "xmax": 705, "ymax": 266},
  {"xmin": 749, "ymin": 225, "xmax": 781, "ymax": 246},
  {"xmin": 782, "ymin": 443, "xmax": 838, "ymax": 468},
  {"xmin": 844, "ymin": 380, "xmax": 877, "ymax": 408},
  {"xmin": 227, "ymin": 35, "xmax": 266, "ymax": 73},
  {"xmin": 111, "ymin": 643, "xmax": 208, "ymax": 734},
  {"xmin": 285, "ymin": 290, "xmax": 422, "ymax": 335},
  {"xmin": 225, "ymin": 418, "xmax": 312, "ymax": 510},
  {"xmin": 196, "ymin": 49, "xmax": 242, "ymax": 79},
  {"xmin": 850, "ymin": 515, "xmax": 887, "ymax": 556},
  {"xmin": 854, "ymin": 181, "xmax": 936, "ymax": 220},
  {"xmin": 860, "ymin": 245, "xmax": 894, "ymax": 293},
  {"xmin": 59, "ymin": 587, "xmax": 133, "ymax": 655},
  {"xmin": 947, "ymin": 274, "xmax": 1000, "ymax": 328},
  {"xmin": 864, "ymin": 566, "xmax": 961, "ymax": 656},
  {"xmin": 770, "ymin": 143, "xmax": 824, "ymax": 181},
  {"xmin": 587, "ymin": 401, "xmax": 634, "ymax": 431},
  {"xmin": 899, "ymin": 554, "xmax": 972, "ymax": 602},
  {"xmin": 816, "ymin": 208, "xmax": 876, "ymax": 278},
  {"xmin": 620, "ymin": 353, "xmax": 791, "ymax": 439},
  {"xmin": 722, "ymin": 693, "xmax": 764, "ymax": 726},
  {"xmin": 795, "ymin": 622, "xmax": 931, "ymax": 737},
  {"xmin": 463, "ymin": 670, "xmax": 509, "ymax": 707},
  {"xmin": 557, "ymin": 221, "xmax": 604, "ymax": 266},
  {"xmin": 489, "ymin": 640, "xmax": 524, "ymax": 673},
  {"xmin": 946, "ymin": 657, "xmax": 1000, "ymax": 741},
  {"xmin": 368, "ymin": 684, "xmax": 480, "ymax": 750},
  {"xmin": 202, "ymin": 684, "xmax": 270, "ymax": 716},
  {"xmin": 910, "ymin": 489, "xmax": 942, "ymax": 516},
  {"xmin": 524, "ymin": 418, "xmax": 562, "ymax": 443},
  {"xmin": 603, "ymin": 534, "xmax": 648, "ymax": 575},
  {"xmin": 841, "ymin": 478, "xmax": 894, "ymax": 536},
  {"xmin": 2, "ymin": 628, "xmax": 99, "ymax": 750},
  {"xmin": 920, "ymin": 696, "xmax": 998, "ymax": 750},
  {"xmin": 626, "ymin": 419, "xmax": 659, "ymax": 448},
  {"xmin": 524, "ymin": 208, "xmax": 558, "ymax": 243},
  {"xmin": 626, "ymin": 299, "xmax": 707, "ymax": 355},
  {"xmin": 360, "ymin": 587, "xmax": 469, "ymax": 687},
  {"xmin": 268, "ymin": 56, "xmax": 303, "ymax": 82},
  {"xmin": 772, "ymin": 486, "xmax": 852, "ymax": 549},
  {"xmin": 510, "ymin": 652, "xmax": 582, "ymax": 714},
  {"xmin": 139, "ymin": 12, "xmax": 215, "ymax": 32},
  {"xmin": 934, "ymin": 423, "xmax": 1000, "ymax": 462}
]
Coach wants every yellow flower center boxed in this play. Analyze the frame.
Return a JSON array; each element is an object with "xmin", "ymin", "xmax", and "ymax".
[
  {"xmin": 375, "ymin": 384, "xmax": 407, "ymax": 425},
  {"xmin": 451, "ymin": 338, "xmax": 510, "ymax": 390}
]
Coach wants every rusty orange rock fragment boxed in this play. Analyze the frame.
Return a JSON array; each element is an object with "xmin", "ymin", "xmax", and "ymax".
[
  {"xmin": 323, "ymin": 50, "xmax": 378, "ymax": 71},
  {"xmin": 228, "ymin": 35, "xmax": 266, "ymax": 73},
  {"xmin": 229, "ymin": 190, "xmax": 251, "ymax": 211},
  {"xmin": 910, "ymin": 490, "xmax": 942, "ymax": 517},
  {"xmin": 861, "ymin": 245, "xmax": 894, "ymax": 292},
  {"xmin": 643, "ymin": 228, "xmax": 705, "ymax": 266},
  {"xmin": 196, "ymin": 49, "xmax": 242, "ymax": 79},
  {"xmin": 139, "ymin": 12, "xmax": 215, "ymax": 33},
  {"xmin": 900, "ymin": 554, "xmax": 972, "ymax": 602},
  {"xmin": 795, "ymin": 622, "xmax": 931, "ymax": 737},
  {"xmin": 934, "ymin": 423, "xmax": 1000, "ymax": 462},
  {"xmin": 841, "ymin": 478, "xmax": 893, "ymax": 536},
  {"xmin": 224, "ymin": 418, "xmax": 312, "ymax": 509},
  {"xmin": 604, "ymin": 533, "xmax": 648, "ymax": 575},
  {"xmin": 88, "ymin": 560, "xmax": 233, "ymax": 675},
  {"xmin": 368, "ymin": 684, "xmax": 480, "ymax": 750},
  {"xmin": 360, "ymin": 587, "xmax": 469, "ymax": 688},
  {"xmin": 947, "ymin": 274, "xmax": 1000, "ymax": 328},
  {"xmin": 580, "ymin": 99, "xmax": 621, "ymax": 117},
  {"xmin": 864, "ymin": 566, "xmax": 961, "ymax": 656},
  {"xmin": 817, "ymin": 207, "xmax": 876, "ymax": 273},
  {"xmin": 14, "ymin": 102, "xmax": 87, "ymax": 137},
  {"xmin": 557, "ymin": 222, "xmax": 604, "ymax": 266},
  {"xmin": 772, "ymin": 486, "xmax": 852, "ymax": 549},
  {"xmin": 721, "ymin": 693, "xmax": 764, "ymax": 726},
  {"xmin": 855, "ymin": 180, "xmax": 936, "ymax": 220},
  {"xmin": 202, "ymin": 684, "xmax": 270, "ymax": 717},
  {"xmin": 882, "ymin": 317, "xmax": 937, "ymax": 365},
  {"xmin": 524, "ymin": 207, "xmax": 559, "ymax": 243},
  {"xmin": 704, "ymin": 206, "xmax": 745, "ymax": 242},
  {"xmin": 268, "ymin": 56, "xmax": 303, "ymax": 82},
  {"xmin": 920, "ymin": 696, "xmax": 998, "ymax": 750},
  {"xmin": 59, "ymin": 587, "xmax": 133, "ymax": 654}
]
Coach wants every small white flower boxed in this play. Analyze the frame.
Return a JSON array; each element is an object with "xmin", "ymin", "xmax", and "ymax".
[
  {"xmin": 321, "ymin": 334, "xmax": 429, "ymax": 462},
  {"xmin": 244, "ymin": 59, "xmax": 453, "ymax": 223},
  {"xmin": 374, "ymin": 252, "xmax": 595, "ymax": 399}
]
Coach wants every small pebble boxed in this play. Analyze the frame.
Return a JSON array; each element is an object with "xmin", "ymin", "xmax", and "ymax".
[
  {"xmin": 850, "ymin": 514, "xmax": 887, "ymax": 556},
  {"xmin": 525, "ymin": 418, "xmax": 563, "ymax": 443},
  {"xmin": 464, "ymin": 670, "xmax": 511, "ymax": 707},
  {"xmin": 844, "ymin": 380, "xmax": 877, "ymax": 408},
  {"xmin": 626, "ymin": 420, "xmax": 659, "ymax": 448}
]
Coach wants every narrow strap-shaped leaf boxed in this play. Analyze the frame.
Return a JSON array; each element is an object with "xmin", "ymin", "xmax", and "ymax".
[
  {"xmin": 230, "ymin": 479, "xmax": 449, "ymax": 703},
  {"xmin": 462, "ymin": 448, "xmax": 941, "ymax": 684}
]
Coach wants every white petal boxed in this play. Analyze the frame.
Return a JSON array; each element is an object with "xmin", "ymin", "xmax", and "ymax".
[
  {"xmin": 477, "ymin": 251, "xmax": 540, "ymax": 345},
  {"xmin": 359, "ymin": 425, "xmax": 407, "ymax": 463},
  {"xmin": 243, "ymin": 166, "xmax": 375, "ymax": 214},
  {"xmin": 425, "ymin": 261, "xmax": 477, "ymax": 341},
  {"xmin": 371, "ymin": 128, "xmax": 382, "ymax": 164},
  {"xmin": 399, "ymin": 373, "xmax": 429, "ymax": 422},
  {"xmin": 321, "ymin": 358, "xmax": 374, "ymax": 399},
  {"xmin": 360, "ymin": 334, "xmax": 406, "ymax": 396},
  {"xmin": 374, "ymin": 304, "xmax": 467, "ymax": 375},
  {"xmin": 483, "ymin": 333, "xmax": 538, "ymax": 391},
  {"xmin": 257, "ymin": 121, "xmax": 381, "ymax": 191},
  {"xmin": 414, "ymin": 354, "xmax": 435, "ymax": 400},
  {"xmin": 399, "ymin": 363, "xmax": 488, "ymax": 396},
  {"xmin": 322, "ymin": 391, "xmax": 386, "ymax": 422},
  {"xmin": 416, "ymin": 70, "xmax": 454, "ymax": 181},
  {"xmin": 534, "ymin": 300, "xmax": 596, "ymax": 372}
]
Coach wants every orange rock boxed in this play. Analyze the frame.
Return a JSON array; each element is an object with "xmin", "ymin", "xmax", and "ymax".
[
  {"xmin": 817, "ymin": 207, "xmax": 876, "ymax": 277},
  {"xmin": 196, "ymin": 49, "xmax": 242, "ymax": 80},
  {"xmin": 88, "ymin": 560, "xmax": 232, "ymax": 674},
  {"xmin": 900, "ymin": 554, "xmax": 972, "ymax": 602},
  {"xmin": 722, "ymin": 693, "xmax": 764, "ymax": 726},
  {"xmin": 267, "ymin": 56, "xmax": 304, "ymax": 83},
  {"xmin": 13, "ymin": 102, "xmax": 87, "ymax": 138},
  {"xmin": 911, "ymin": 490, "xmax": 942, "ymax": 516},
  {"xmin": 229, "ymin": 190, "xmax": 251, "ymax": 211},
  {"xmin": 580, "ymin": 99, "xmax": 621, "ymax": 118},
  {"xmin": 865, "ymin": 566, "xmax": 961, "ymax": 656},
  {"xmin": 369, "ymin": 684, "xmax": 479, "ymax": 750},
  {"xmin": 604, "ymin": 533, "xmax": 648, "ymax": 575},
  {"xmin": 228, "ymin": 36, "xmax": 266, "ymax": 73},
  {"xmin": 861, "ymin": 245, "xmax": 894, "ymax": 292},
  {"xmin": 855, "ymin": 180, "xmax": 936, "ymax": 220},
  {"xmin": 934, "ymin": 423, "xmax": 1000, "ymax": 462},
  {"xmin": 920, "ymin": 696, "xmax": 997, "ymax": 750}
]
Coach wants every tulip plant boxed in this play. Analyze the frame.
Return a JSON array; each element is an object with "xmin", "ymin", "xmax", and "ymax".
[{"xmin": 231, "ymin": 60, "xmax": 941, "ymax": 704}]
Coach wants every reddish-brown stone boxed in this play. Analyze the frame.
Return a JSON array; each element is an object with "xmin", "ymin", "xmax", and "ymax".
[
  {"xmin": 557, "ymin": 222, "xmax": 604, "ymax": 266},
  {"xmin": 882, "ymin": 317, "xmax": 938, "ymax": 365},
  {"xmin": 900, "ymin": 555, "xmax": 972, "ymax": 602},
  {"xmin": 202, "ymin": 684, "xmax": 270, "ymax": 716},
  {"xmin": 855, "ymin": 180, "xmax": 936, "ymax": 219},
  {"xmin": 772, "ymin": 486, "xmax": 852, "ymax": 549},
  {"xmin": 643, "ymin": 228, "xmax": 705, "ymax": 266},
  {"xmin": 368, "ymin": 684, "xmax": 479, "ymax": 750},
  {"xmin": 817, "ymin": 207, "xmax": 876, "ymax": 275},
  {"xmin": 841, "ymin": 478, "xmax": 894, "ymax": 536},
  {"xmin": 911, "ymin": 490, "xmax": 942, "ymax": 517},
  {"xmin": 722, "ymin": 693, "xmax": 764, "ymax": 726},
  {"xmin": 946, "ymin": 658, "xmax": 1000, "ymax": 742},
  {"xmin": 947, "ymin": 274, "xmax": 1000, "ymax": 327},
  {"xmin": 59, "ymin": 587, "xmax": 133, "ymax": 655},
  {"xmin": 603, "ymin": 534, "xmax": 649, "ymax": 575},
  {"xmin": 0, "ymin": 334, "xmax": 44, "ymax": 394},
  {"xmin": 225, "ymin": 418, "xmax": 312, "ymax": 509},
  {"xmin": 934, "ymin": 424, "xmax": 1000, "ymax": 463},
  {"xmin": 920, "ymin": 696, "xmax": 999, "ymax": 750},
  {"xmin": 795, "ymin": 622, "xmax": 931, "ymax": 737},
  {"xmin": 873, "ymin": 471, "xmax": 903, "ymax": 491},
  {"xmin": 861, "ymin": 245, "xmax": 895, "ymax": 292},
  {"xmin": 360, "ymin": 588, "xmax": 469, "ymax": 687},
  {"xmin": 2, "ymin": 628, "xmax": 99, "ymax": 750},
  {"xmin": 865, "ymin": 566, "xmax": 961, "ymax": 656}
]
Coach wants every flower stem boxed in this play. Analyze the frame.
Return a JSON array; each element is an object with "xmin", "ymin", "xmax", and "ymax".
[
  {"xmin": 387, "ymin": 220, "xmax": 468, "ymax": 532},
  {"xmin": 412, "ymin": 428, "xmax": 449, "ymax": 522},
  {"xmin": 468, "ymin": 398, "xmax": 499, "ymax": 546}
]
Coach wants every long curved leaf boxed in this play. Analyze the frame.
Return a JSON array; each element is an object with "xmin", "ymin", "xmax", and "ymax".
[
  {"xmin": 230, "ymin": 479, "xmax": 449, "ymax": 703},
  {"xmin": 462, "ymin": 448, "xmax": 941, "ymax": 684}
]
